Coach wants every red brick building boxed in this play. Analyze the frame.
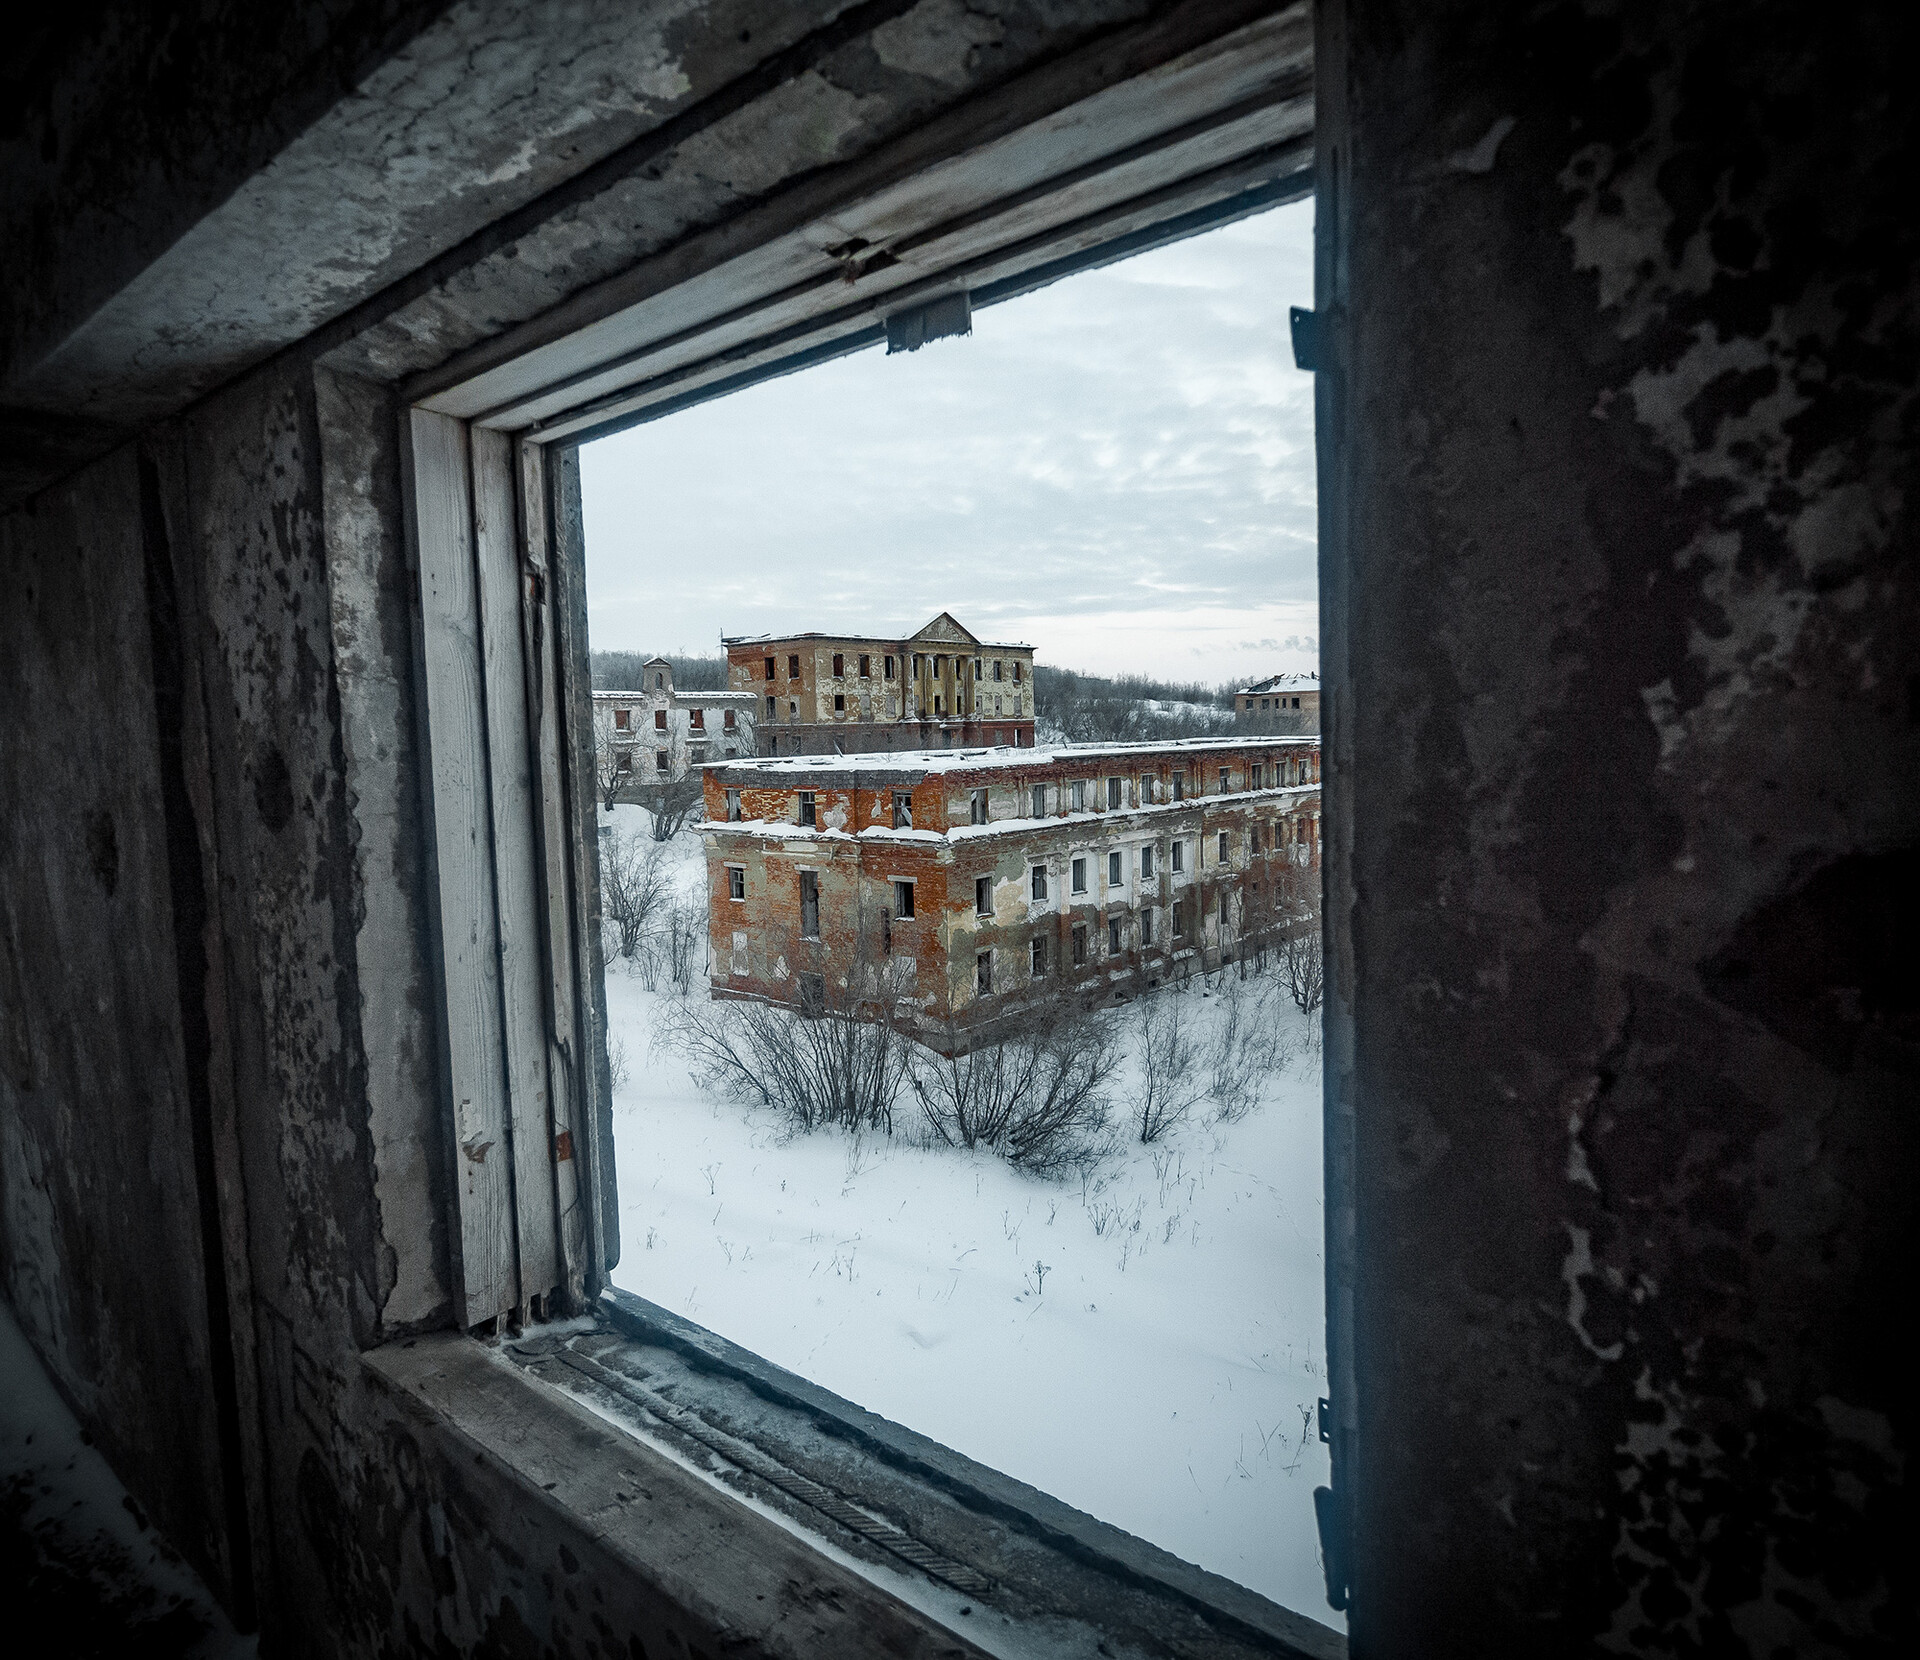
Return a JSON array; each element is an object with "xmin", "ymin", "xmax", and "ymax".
[
  {"xmin": 698, "ymin": 737, "xmax": 1321, "ymax": 1048},
  {"xmin": 722, "ymin": 612, "xmax": 1036, "ymax": 756}
]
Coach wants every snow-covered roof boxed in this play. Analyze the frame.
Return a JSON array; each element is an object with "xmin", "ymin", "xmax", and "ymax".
[
  {"xmin": 708, "ymin": 733, "xmax": 1316, "ymax": 782},
  {"xmin": 719, "ymin": 623, "xmax": 1033, "ymax": 651},
  {"xmin": 1235, "ymin": 672, "xmax": 1321, "ymax": 696},
  {"xmin": 594, "ymin": 688, "xmax": 756, "ymax": 706}
]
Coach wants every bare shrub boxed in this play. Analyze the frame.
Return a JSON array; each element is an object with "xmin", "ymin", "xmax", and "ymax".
[
  {"xmin": 661, "ymin": 898, "xmax": 703, "ymax": 996},
  {"xmin": 1203, "ymin": 972, "xmax": 1302, "ymax": 1124},
  {"xmin": 606, "ymin": 1037, "xmax": 630, "ymax": 1096},
  {"xmin": 635, "ymin": 773, "xmax": 705, "ymax": 841},
  {"xmin": 908, "ymin": 1003, "xmax": 1119, "ymax": 1176},
  {"xmin": 657, "ymin": 979, "xmax": 907, "ymax": 1136},
  {"xmin": 1131, "ymin": 990, "xmax": 1207, "ymax": 1142},
  {"xmin": 600, "ymin": 823, "xmax": 670, "ymax": 963},
  {"xmin": 1278, "ymin": 928, "xmax": 1324, "ymax": 1015}
]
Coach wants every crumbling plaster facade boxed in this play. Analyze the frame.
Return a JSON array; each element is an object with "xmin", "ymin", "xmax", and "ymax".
[{"xmin": 1318, "ymin": 2, "xmax": 1916, "ymax": 1653}]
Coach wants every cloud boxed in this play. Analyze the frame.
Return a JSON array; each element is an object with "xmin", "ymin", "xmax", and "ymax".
[{"xmin": 581, "ymin": 198, "xmax": 1317, "ymax": 684}]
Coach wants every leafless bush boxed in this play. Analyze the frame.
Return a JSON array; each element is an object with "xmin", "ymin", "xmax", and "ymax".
[
  {"xmin": 1203, "ymin": 973, "xmax": 1300, "ymax": 1124},
  {"xmin": 635, "ymin": 773, "xmax": 704, "ymax": 841},
  {"xmin": 657, "ymin": 980, "xmax": 908, "ymax": 1136},
  {"xmin": 606, "ymin": 1037, "xmax": 630, "ymax": 1096},
  {"xmin": 1278, "ymin": 928, "xmax": 1324, "ymax": 1015},
  {"xmin": 908, "ymin": 1003, "xmax": 1119, "ymax": 1176},
  {"xmin": 661, "ymin": 898, "xmax": 703, "ymax": 996},
  {"xmin": 600, "ymin": 823, "xmax": 670, "ymax": 963},
  {"xmin": 1131, "ymin": 990, "xmax": 1208, "ymax": 1142}
]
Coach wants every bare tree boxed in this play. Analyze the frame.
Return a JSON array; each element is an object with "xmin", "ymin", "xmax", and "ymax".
[
  {"xmin": 596, "ymin": 745, "xmax": 631, "ymax": 813},
  {"xmin": 908, "ymin": 999, "xmax": 1119, "ymax": 1175},
  {"xmin": 661, "ymin": 898, "xmax": 703, "ymax": 996},
  {"xmin": 635, "ymin": 773, "xmax": 705, "ymax": 841},
  {"xmin": 1278, "ymin": 928, "xmax": 1324, "ymax": 1015},
  {"xmin": 1132, "ymin": 991, "xmax": 1207, "ymax": 1142},
  {"xmin": 600, "ymin": 823, "xmax": 670, "ymax": 962}
]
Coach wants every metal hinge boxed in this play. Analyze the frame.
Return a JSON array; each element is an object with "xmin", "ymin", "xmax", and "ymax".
[{"xmin": 1290, "ymin": 305, "xmax": 1317, "ymax": 372}]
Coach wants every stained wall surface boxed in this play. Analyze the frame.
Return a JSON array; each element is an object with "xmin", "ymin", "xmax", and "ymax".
[{"xmin": 1320, "ymin": 2, "xmax": 1916, "ymax": 1653}]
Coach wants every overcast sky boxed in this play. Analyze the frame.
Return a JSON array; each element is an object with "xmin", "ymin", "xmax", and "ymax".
[{"xmin": 580, "ymin": 197, "xmax": 1316, "ymax": 688}]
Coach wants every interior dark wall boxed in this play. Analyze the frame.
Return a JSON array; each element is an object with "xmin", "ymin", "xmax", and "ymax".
[{"xmin": 1320, "ymin": 1, "xmax": 1916, "ymax": 1652}]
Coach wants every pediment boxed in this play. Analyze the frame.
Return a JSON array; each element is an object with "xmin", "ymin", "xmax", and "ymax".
[{"xmin": 910, "ymin": 611, "xmax": 978, "ymax": 646}]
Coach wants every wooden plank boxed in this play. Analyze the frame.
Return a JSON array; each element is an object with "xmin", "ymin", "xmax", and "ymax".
[
  {"xmin": 407, "ymin": 407, "xmax": 518, "ymax": 1326},
  {"xmin": 471, "ymin": 425, "xmax": 560, "ymax": 1309},
  {"xmin": 550, "ymin": 443, "xmax": 620, "ymax": 1273},
  {"xmin": 516, "ymin": 435, "xmax": 594, "ymax": 1304}
]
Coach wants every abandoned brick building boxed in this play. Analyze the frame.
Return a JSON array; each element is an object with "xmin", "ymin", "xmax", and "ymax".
[
  {"xmin": 3, "ymin": 4, "xmax": 1910, "ymax": 1658},
  {"xmin": 724, "ymin": 611, "xmax": 1036, "ymax": 754},
  {"xmin": 591, "ymin": 658, "xmax": 754, "ymax": 794},
  {"xmin": 1236, "ymin": 672, "xmax": 1320, "ymax": 734},
  {"xmin": 701, "ymin": 738, "xmax": 1321, "ymax": 1046}
]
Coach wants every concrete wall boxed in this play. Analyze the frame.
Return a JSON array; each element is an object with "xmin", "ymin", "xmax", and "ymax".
[{"xmin": 1320, "ymin": 2, "xmax": 1917, "ymax": 1652}]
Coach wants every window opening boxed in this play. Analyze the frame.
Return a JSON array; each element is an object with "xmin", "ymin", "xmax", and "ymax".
[{"xmin": 571, "ymin": 196, "xmax": 1326, "ymax": 1627}]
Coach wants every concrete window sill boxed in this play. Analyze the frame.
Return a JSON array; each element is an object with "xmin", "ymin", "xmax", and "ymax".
[{"xmin": 368, "ymin": 1290, "xmax": 1343, "ymax": 1660}]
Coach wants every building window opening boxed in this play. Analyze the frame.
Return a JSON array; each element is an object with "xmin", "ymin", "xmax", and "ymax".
[
  {"xmin": 1218, "ymin": 830, "xmax": 1229, "ymax": 864},
  {"xmin": 573, "ymin": 196, "xmax": 1326, "ymax": 1628},
  {"xmin": 614, "ymin": 707, "xmax": 631, "ymax": 730},
  {"xmin": 655, "ymin": 750, "xmax": 669, "ymax": 772},
  {"xmin": 1172, "ymin": 840, "xmax": 1184, "ymax": 874},
  {"xmin": 615, "ymin": 751, "xmax": 632, "ymax": 774}
]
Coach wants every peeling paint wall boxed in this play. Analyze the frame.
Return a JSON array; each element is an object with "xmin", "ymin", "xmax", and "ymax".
[{"xmin": 1324, "ymin": 3, "xmax": 1917, "ymax": 1651}]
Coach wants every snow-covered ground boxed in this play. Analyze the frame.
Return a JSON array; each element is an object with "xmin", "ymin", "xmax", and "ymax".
[{"xmin": 598, "ymin": 805, "xmax": 1337, "ymax": 1633}]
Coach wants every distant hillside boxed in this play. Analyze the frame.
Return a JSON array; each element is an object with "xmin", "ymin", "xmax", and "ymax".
[
  {"xmin": 591, "ymin": 651, "xmax": 729, "ymax": 692},
  {"xmin": 1034, "ymin": 666, "xmax": 1235, "ymax": 744}
]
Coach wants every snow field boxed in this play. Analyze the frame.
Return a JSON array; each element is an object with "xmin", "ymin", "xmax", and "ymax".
[{"xmin": 599, "ymin": 805, "xmax": 1337, "ymax": 1631}]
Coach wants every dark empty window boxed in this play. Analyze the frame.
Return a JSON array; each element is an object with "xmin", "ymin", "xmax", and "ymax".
[
  {"xmin": 655, "ymin": 750, "xmax": 668, "ymax": 772},
  {"xmin": 1107, "ymin": 916, "xmax": 1122, "ymax": 955},
  {"xmin": 893, "ymin": 880, "xmax": 914, "ymax": 919},
  {"xmin": 1173, "ymin": 897, "xmax": 1189, "ymax": 939},
  {"xmin": 893, "ymin": 792, "xmax": 912, "ymax": 828},
  {"xmin": 1108, "ymin": 850, "xmax": 1122, "ymax": 886},
  {"xmin": 1172, "ymin": 773, "xmax": 1184, "ymax": 801},
  {"xmin": 764, "ymin": 657, "xmax": 775, "ymax": 680},
  {"xmin": 975, "ymin": 876, "xmax": 991, "ymax": 917},
  {"xmin": 728, "ymin": 866, "xmax": 745, "ymax": 900},
  {"xmin": 1030, "ymin": 784, "xmax": 1046, "ymax": 818},
  {"xmin": 833, "ymin": 653, "xmax": 845, "ymax": 677},
  {"xmin": 976, "ymin": 951, "xmax": 993, "ymax": 995},
  {"xmin": 1013, "ymin": 663, "xmax": 1023, "ymax": 683},
  {"xmin": 1172, "ymin": 840, "xmax": 1185, "ymax": 874},
  {"xmin": 726, "ymin": 788, "xmax": 742, "ymax": 822},
  {"xmin": 654, "ymin": 709, "xmax": 667, "ymax": 730},
  {"xmin": 1141, "ymin": 845, "xmax": 1156, "ymax": 880},
  {"xmin": 798, "ymin": 791, "xmax": 816, "ymax": 827},
  {"xmin": 798, "ymin": 971, "xmax": 824, "ymax": 1013},
  {"xmin": 724, "ymin": 709, "xmax": 736, "ymax": 730},
  {"xmin": 1030, "ymin": 936, "xmax": 1048, "ymax": 976},
  {"xmin": 616, "ymin": 751, "xmax": 632, "ymax": 773},
  {"xmin": 1071, "ymin": 780, "xmax": 1087, "ymax": 812},
  {"xmin": 1141, "ymin": 906, "xmax": 1155, "ymax": 945},
  {"xmin": 799, "ymin": 870, "xmax": 820, "ymax": 939},
  {"xmin": 834, "ymin": 694, "xmax": 846, "ymax": 712},
  {"xmin": 691, "ymin": 708, "xmax": 705, "ymax": 730},
  {"xmin": 1107, "ymin": 777, "xmax": 1122, "ymax": 810},
  {"xmin": 1219, "ymin": 767, "xmax": 1230, "ymax": 793},
  {"xmin": 789, "ymin": 655, "xmax": 801, "ymax": 679},
  {"xmin": 885, "ymin": 654, "xmax": 895, "ymax": 678},
  {"xmin": 1072, "ymin": 924, "xmax": 1088, "ymax": 967},
  {"xmin": 1218, "ymin": 830, "xmax": 1229, "ymax": 863},
  {"xmin": 1141, "ymin": 775, "xmax": 1155, "ymax": 804},
  {"xmin": 765, "ymin": 695, "xmax": 776, "ymax": 717},
  {"xmin": 1031, "ymin": 864, "xmax": 1048, "ymax": 901},
  {"xmin": 993, "ymin": 660, "xmax": 1004, "ymax": 682},
  {"xmin": 1071, "ymin": 856, "xmax": 1087, "ymax": 894},
  {"xmin": 970, "ymin": 789, "xmax": 987, "ymax": 825},
  {"xmin": 860, "ymin": 654, "xmax": 871, "ymax": 677},
  {"xmin": 614, "ymin": 707, "xmax": 630, "ymax": 730}
]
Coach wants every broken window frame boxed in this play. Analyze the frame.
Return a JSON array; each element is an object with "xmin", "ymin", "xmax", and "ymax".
[
  {"xmin": 892, "ymin": 879, "xmax": 915, "ymax": 920},
  {"xmin": 727, "ymin": 865, "xmax": 745, "ymax": 901},
  {"xmin": 975, "ymin": 876, "xmax": 992, "ymax": 918},
  {"xmin": 1030, "ymin": 863, "xmax": 1048, "ymax": 902},
  {"xmin": 798, "ymin": 790, "xmax": 817, "ymax": 827},
  {"xmin": 969, "ymin": 788, "xmax": 987, "ymax": 825},
  {"xmin": 893, "ymin": 791, "xmax": 913, "ymax": 829},
  {"xmin": 799, "ymin": 870, "xmax": 821, "ymax": 940}
]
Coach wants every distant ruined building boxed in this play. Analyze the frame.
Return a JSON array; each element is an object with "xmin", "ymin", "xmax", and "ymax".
[
  {"xmin": 723, "ymin": 612, "xmax": 1036, "ymax": 756},
  {"xmin": 699, "ymin": 735, "xmax": 1321, "ymax": 1052},
  {"xmin": 1235, "ymin": 672, "xmax": 1320, "ymax": 734},
  {"xmin": 593, "ymin": 657, "xmax": 755, "ymax": 799}
]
